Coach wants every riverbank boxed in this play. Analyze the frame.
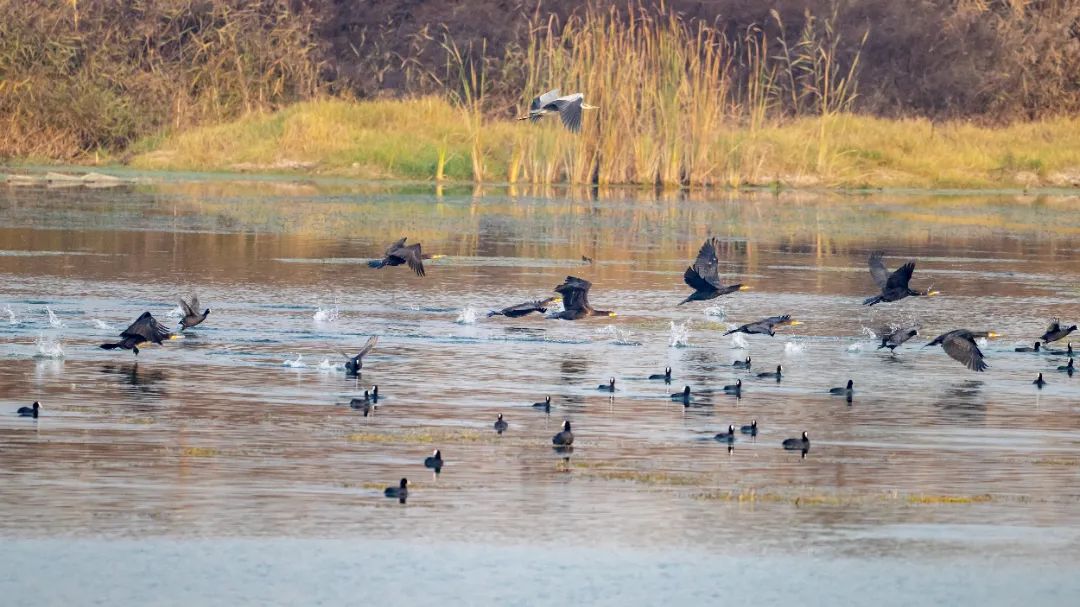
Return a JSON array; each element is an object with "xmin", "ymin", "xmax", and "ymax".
[{"xmin": 120, "ymin": 97, "xmax": 1080, "ymax": 190}]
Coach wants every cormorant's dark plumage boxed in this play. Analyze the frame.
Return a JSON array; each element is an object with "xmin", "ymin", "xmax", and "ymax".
[
  {"xmin": 678, "ymin": 238, "xmax": 748, "ymax": 305},
  {"xmin": 723, "ymin": 315, "xmax": 802, "ymax": 336},
  {"xmin": 862, "ymin": 251, "xmax": 937, "ymax": 306},
  {"xmin": 488, "ymin": 297, "xmax": 560, "ymax": 318},
  {"xmin": 874, "ymin": 326, "xmax": 919, "ymax": 352},
  {"xmin": 925, "ymin": 330, "xmax": 997, "ymax": 372},
  {"xmin": 99, "ymin": 312, "xmax": 173, "ymax": 355},
  {"xmin": 368, "ymin": 237, "xmax": 441, "ymax": 277},
  {"xmin": 552, "ymin": 276, "xmax": 615, "ymax": 320}
]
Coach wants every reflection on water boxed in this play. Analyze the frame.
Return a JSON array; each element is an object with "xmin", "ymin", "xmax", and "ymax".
[{"xmin": 2, "ymin": 176, "xmax": 1080, "ymax": 602}]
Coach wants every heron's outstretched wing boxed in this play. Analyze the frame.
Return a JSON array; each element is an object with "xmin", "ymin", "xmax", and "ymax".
[
  {"xmin": 886, "ymin": 261, "xmax": 916, "ymax": 290},
  {"xmin": 121, "ymin": 312, "xmax": 173, "ymax": 345},
  {"xmin": 531, "ymin": 89, "xmax": 560, "ymax": 114},
  {"xmin": 942, "ymin": 333, "xmax": 988, "ymax": 371},
  {"xmin": 179, "ymin": 296, "xmax": 197, "ymax": 318},
  {"xmin": 868, "ymin": 251, "xmax": 889, "ymax": 288},
  {"xmin": 556, "ymin": 96, "xmax": 584, "ymax": 133}
]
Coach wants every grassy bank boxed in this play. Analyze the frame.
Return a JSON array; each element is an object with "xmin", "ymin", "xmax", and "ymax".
[{"xmin": 130, "ymin": 97, "xmax": 1080, "ymax": 189}]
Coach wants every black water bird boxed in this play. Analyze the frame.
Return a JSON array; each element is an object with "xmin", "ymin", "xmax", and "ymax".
[
  {"xmin": 671, "ymin": 385, "xmax": 691, "ymax": 405},
  {"xmin": 342, "ymin": 336, "xmax": 378, "ymax": 375},
  {"xmin": 1034, "ymin": 373, "xmax": 1047, "ymax": 389},
  {"xmin": 1058, "ymin": 358, "xmax": 1075, "ymax": 373},
  {"xmin": 370, "ymin": 385, "xmax": 379, "ymax": 403},
  {"xmin": 874, "ymin": 326, "xmax": 919, "ymax": 352},
  {"xmin": 740, "ymin": 420, "xmax": 758, "ymax": 436},
  {"xmin": 678, "ymin": 238, "xmax": 749, "ymax": 305},
  {"xmin": 1046, "ymin": 342, "xmax": 1073, "ymax": 356},
  {"xmin": 597, "ymin": 377, "xmax": 615, "ymax": 392},
  {"xmin": 178, "ymin": 294, "xmax": 210, "ymax": 330},
  {"xmin": 925, "ymin": 330, "xmax": 998, "ymax": 372},
  {"xmin": 1040, "ymin": 319, "xmax": 1077, "ymax": 344},
  {"xmin": 1015, "ymin": 341, "xmax": 1041, "ymax": 353},
  {"xmin": 733, "ymin": 357, "xmax": 752, "ymax": 369},
  {"xmin": 724, "ymin": 315, "xmax": 802, "ymax": 336},
  {"xmin": 723, "ymin": 379, "xmax": 742, "ymax": 396},
  {"xmin": 532, "ymin": 396, "xmax": 552, "ymax": 411},
  {"xmin": 862, "ymin": 251, "xmax": 938, "ymax": 306},
  {"xmin": 552, "ymin": 420, "xmax": 574, "ymax": 446},
  {"xmin": 494, "ymin": 413, "xmax": 508, "ymax": 434},
  {"xmin": 782, "ymin": 431, "xmax": 810, "ymax": 452},
  {"xmin": 384, "ymin": 478, "xmax": 408, "ymax": 502},
  {"xmin": 17, "ymin": 401, "xmax": 40, "ymax": 418},
  {"xmin": 757, "ymin": 365, "xmax": 783, "ymax": 380},
  {"xmin": 368, "ymin": 237, "xmax": 442, "ymax": 277},
  {"xmin": 424, "ymin": 449, "xmax": 443, "ymax": 471},
  {"xmin": 350, "ymin": 391, "xmax": 374, "ymax": 416},
  {"xmin": 552, "ymin": 276, "xmax": 615, "ymax": 320},
  {"xmin": 648, "ymin": 367, "xmax": 672, "ymax": 382},
  {"xmin": 99, "ymin": 312, "xmax": 173, "ymax": 355},
  {"xmin": 488, "ymin": 297, "xmax": 560, "ymax": 318},
  {"xmin": 714, "ymin": 424, "xmax": 736, "ymax": 442},
  {"xmin": 829, "ymin": 380, "xmax": 854, "ymax": 395}
]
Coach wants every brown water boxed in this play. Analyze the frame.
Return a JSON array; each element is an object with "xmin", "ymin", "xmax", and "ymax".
[{"xmin": 1, "ymin": 172, "xmax": 1079, "ymax": 605}]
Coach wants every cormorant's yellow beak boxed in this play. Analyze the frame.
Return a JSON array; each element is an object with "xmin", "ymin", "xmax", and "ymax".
[
  {"xmin": 987, "ymin": 331, "xmax": 1001, "ymax": 338},
  {"xmin": 430, "ymin": 254, "xmax": 446, "ymax": 260},
  {"xmin": 168, "ymin": 335, "xmax": 183, "ymax": 340},
  {"xmin": 927, "ymin": 290, "xmax": 940, "ymax": 296},
  {"xmin": 739, "ymin": 285, "xmax": 751, "ymax": 291},
  {"xmin": 608, "ymin": 312, "xmax": 617, "ymax": 317},
  {"xmin": 789, "ymin": 320, "xmax": 803, "ymax": 326}
]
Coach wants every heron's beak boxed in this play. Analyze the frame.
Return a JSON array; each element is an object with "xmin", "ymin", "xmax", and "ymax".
[
  {"xmin": 788, "ymin": 320, "xmax": 803, "ymax": 326},
  {"xmin": 738, "ymin": 285, "xmax": 751, "ymax": 291}
]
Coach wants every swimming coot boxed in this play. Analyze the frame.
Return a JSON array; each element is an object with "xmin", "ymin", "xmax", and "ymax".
[
  {"xmin": 17, "ymin": 401, "xmax": 40, "ymax": 418},
  {"xmin": 552, "ymin": 420, "xmax": 574, "ymax": 446},
  {"xmin": 782, "ymin": 431, "xmax": 810, "ymax": 452},
  {"xmin": 494, "ymin": 413, "xmax": 508, "ymax": 434}
]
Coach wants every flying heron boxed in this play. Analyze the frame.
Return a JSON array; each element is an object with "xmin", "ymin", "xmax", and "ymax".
[{"xmin": 518, "ymin": 89, "xmax": 598, "ymax": 133}]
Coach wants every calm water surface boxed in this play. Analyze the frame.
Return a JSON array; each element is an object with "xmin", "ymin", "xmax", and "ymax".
[{"xmin": 1, "ymin": 173, "xmax": 1079, "ymax": 605}]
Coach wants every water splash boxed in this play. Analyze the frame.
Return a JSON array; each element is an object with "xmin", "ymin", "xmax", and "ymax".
[
  {"xmin": 702, "ymin": 306, "xmax": 726, "ymax": 320},
  {"xmin": 165, "ymin": 305, "xmax": 184, "ymax": 319},
  {"xmin": 729, "ymin": 334, "xmax": 749, "ymax": 349},
  {"xmin": 91, "ymin": 319, "xmax": 115, "ymax": 331},
  {"xmin": 282, "ymin": 354, "xmax": 306, "ymax": 368},
  {"xmin": 783, "ymin": 341, "xmax": 806, "ymax": 355},
  {"xmin": 860, "ymin": 326, "xmax": 878, "ymax": 339},
  {"xmin": 455, "ymin": 306, "xmax": 478, "ymax": 325},
  {"xmin": 317, "ymin": 358, "xmax": 340, "ymax": 371},
  {"xmin": 4, "ymin": 306, "xmax": 16, "ymax": 325},
  {"xmin": 846, "ymin": 343, "xmax": 863, "ymax": 353},
  {"xmin": 669, "ymin": 320, "xmax": 691, "ymax": 348},
  {"xmin": 313, "ymin": 306, "xmax": 340, "ymax": 323},
  {"xmin": 593, "ymin": 325, "xmax": 642, "ymax": 346},
  {"xmin": 45, "ymin": 306, "xmax": 64, "ymax": 328},
  {"xmin": 34, "ymin": 334, "xmax": 65, "ymax": 359}
]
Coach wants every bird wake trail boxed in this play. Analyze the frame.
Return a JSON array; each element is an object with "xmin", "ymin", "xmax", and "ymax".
[{"xmin": 282, "ymin": 354, "xmax": 306, "ymax": 368}]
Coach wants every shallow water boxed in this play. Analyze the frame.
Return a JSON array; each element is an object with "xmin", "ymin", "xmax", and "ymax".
[{"xmin": 2, "ymin": 175, "xmax": 1079, "ymax": 604}]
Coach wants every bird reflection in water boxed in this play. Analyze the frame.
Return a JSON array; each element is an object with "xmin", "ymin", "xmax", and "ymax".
[{"xmin": 100, "ymin": 363, "xmax": 168, "ymax": 398}]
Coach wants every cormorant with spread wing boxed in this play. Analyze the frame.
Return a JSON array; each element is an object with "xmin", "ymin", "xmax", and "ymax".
[
  {"xmin": 551, "ymin": 276, "xmax": 615, "ymax": 320},
  {"xmin": 863, "ymin": 251, "xmax": 938, "ymax": 306},
  {"xmin": 723, "ymin": 315, "xmax": 802, "ymax": 336},
  {"xmin": 488, "ymin": 297, "xmax": 560, "ymax": 318},
  {"xmin": 874, "ymin": 325, "xmax": 919, "ymax": 352},
  {"xmin": 367, "ymin": 237, "xmax": 442, "ymax": 277},
  {"xmin": 678, "ymin": 238, "xmax": 748, "ymax": 305},
  {"xmin": 925, "ymin": 329, "xmax": 999, "ymax": 372},
  {"xmin": 100, "ymin": 312, "xmax": 174, "ymax": 355}
]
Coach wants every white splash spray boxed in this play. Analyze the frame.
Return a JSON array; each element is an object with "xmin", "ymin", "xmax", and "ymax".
[
  {"xmin": 593, "ymin": 325, "xmax": 641, "ymax": 346},
  {"xmin": 783, "ymin": 341, "xmax": 806, "ymax": 355},
  {"xmin": 4, "ymin": 306, "xmax": 16, "ymax": 325},
  {"xmin": 317, "ymin": 358, "xmax": 340, "ymax": 371},
  {"xmin": 846, "ymin": 342, "xmax": 863, "ymax": 353},
  {"xmin": 703, "ymin": 306, "xmax": 726, "ymax": 320},
  {"xmin": 729, "ymin": 333, "xmax": 749, "ymax": 350},
  {"xmin": 34, "ymin": 334, "xmax": 65, "ymax": 359},
  {"xmin": 669, "ymin": 320, "xmax": 691, "ymax": 348},
  {"xmin": 165, "ymin": 304, "xmax": 184, "ymax": 319},
  {"xmin": 282, "ymin": 354, "xmax": 306, "ymax": 368},
  {"xmin": 455, "ymin": 306, "xmax": 478, "ymax": 325},
  {"xmin": 91, "ymin": 319, "xmax": 115, "ymax": 331},
  {"xmin": 45, "ymin": 306, "xmax": 64, "ymax": 328},
  {"xmin": 313, "ymin": 306, "xmax": 340, "ymax": 323}
]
